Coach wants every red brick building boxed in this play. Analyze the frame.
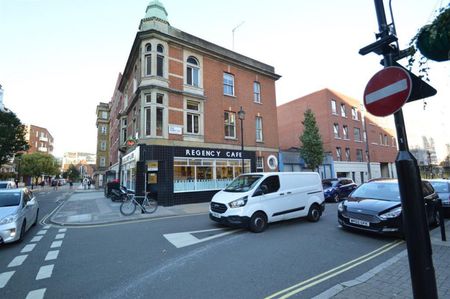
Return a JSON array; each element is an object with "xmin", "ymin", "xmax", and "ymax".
[
  {"xmin": 108, "ymin": 1, "xmax": 280, "ymax": 205},
  {"xmin": 25, "ymin": 124, "xmax": 54, "ymax": 155},
  {"xmin": 277, "ymin": 88, "xmax": 397, "ymax": 184}
]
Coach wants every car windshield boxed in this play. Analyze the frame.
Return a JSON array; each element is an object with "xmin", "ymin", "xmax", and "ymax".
[
  {"xmin": 430, "ymin": 182, "xmax": 449, "ymax": 193},
  {"xmin": 322, "ymin": 180, "xmax": 338, "ymax": 188},
  {"xmin": 0, "ymin": 183, "xmax": 8, "ymax": 188},
  {"xmin": 0, "ymin": 192, "xmax": 21, "ymax": 207},
  {"xmin": 224, "ymin": 175, "xmax": 263, "ymax": 192},
  {"xmin": 351, "ymin": 182, "xmax": 400, "ymax": 201}
]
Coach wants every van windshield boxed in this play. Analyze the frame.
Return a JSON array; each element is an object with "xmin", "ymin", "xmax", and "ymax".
[{"xmin": 224, "ymin": 175, "xmax": 263, "ymax": 192}]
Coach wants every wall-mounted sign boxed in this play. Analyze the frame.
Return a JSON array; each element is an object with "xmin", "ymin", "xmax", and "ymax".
[
  {"xmin": 169, "ymin": 125, "xmax": 183, "ymax": 135},
  {"xmin": 180, "ymin": 148, "xmax": 243, "ymax": 159},
  {"xmin": 148, "ymin": 173, "xmax": 157, "ymax": 184},
  {"xmin": 147, "ymin": 161, "xmax": 158, "ymax": 171}
]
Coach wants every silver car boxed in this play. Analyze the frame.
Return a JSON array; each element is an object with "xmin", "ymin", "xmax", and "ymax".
[{"xmin": 0, "ymin": 188, "xmax": 39, "ymax": 244}]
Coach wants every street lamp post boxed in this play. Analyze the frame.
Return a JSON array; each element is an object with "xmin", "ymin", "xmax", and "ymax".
[
  {"xmin": 360, "ymin": 104, "xmax": 372, "ymax": 181},
  {"xmin": 238, "ymin": 106, "xmax": 246, "ymax": 174}
]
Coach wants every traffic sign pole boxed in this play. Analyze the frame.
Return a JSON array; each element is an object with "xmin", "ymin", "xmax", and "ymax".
[{"xmin": 372, "ymin": 1, "xmax": 438, "ymax": 298}]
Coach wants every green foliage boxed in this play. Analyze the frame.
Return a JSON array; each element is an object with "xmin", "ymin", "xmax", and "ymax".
[
  {"xmin": 20, "ymin": 153, "xmax": 60, "ymax": 183},
  {"xmin": 299, "ymin": 109, "xmax": 324, "ymax": 171},
  {"xmin": 0, "ymin": 110, "xmax": 28, "ymax": 165},
  {"xmin": 64, "ymin": 164, "xmax": 80, "ymax": 181}
]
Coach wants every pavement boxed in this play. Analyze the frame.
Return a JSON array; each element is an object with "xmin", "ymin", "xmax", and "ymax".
[{"xmin": 46, "ymin": 186, "xmax": 450, "ymax": 298}]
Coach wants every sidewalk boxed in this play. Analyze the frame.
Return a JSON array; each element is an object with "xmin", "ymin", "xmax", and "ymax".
[{"xmin": 49, "ymin": 188, "xmax": 210, "ymax": 226}]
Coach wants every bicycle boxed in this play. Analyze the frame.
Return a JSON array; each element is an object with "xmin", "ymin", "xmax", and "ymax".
[{"xmin": 119, "ymin": 193, "xmax": 158, "ymax": 216}]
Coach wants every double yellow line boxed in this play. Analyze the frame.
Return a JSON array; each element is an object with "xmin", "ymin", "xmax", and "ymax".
[{"xmin": 265, "ymin": 240, "xmax": 404, "ymax": 299}]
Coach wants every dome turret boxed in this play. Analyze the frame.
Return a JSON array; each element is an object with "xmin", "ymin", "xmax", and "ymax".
[{"xmin": 139, "ymin": 0, "xmax": 169, "ymax": 31}]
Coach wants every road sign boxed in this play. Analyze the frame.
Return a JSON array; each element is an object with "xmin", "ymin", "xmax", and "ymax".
[{"xmin": 363, "ymin": 66, "xmax": 412, "ymax": 117}]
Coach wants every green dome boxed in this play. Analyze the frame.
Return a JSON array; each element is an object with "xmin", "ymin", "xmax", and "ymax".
[{"xmin": 140, "ymin": 0, "xmax": 169, "ymax": 30}]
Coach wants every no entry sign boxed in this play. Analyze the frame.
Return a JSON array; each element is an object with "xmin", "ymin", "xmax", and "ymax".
[{"xmin": 363, "ymin": 66, "xmax": 412, "ymax": 117}]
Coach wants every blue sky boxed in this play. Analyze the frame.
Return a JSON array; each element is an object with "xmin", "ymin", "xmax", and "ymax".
[{"xmin": 1, "ymin": 0, "xmax": 449, "ymax": 160}]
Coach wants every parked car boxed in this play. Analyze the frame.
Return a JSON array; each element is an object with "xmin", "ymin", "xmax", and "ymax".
[
  {"xmin": 0, "ymin": 188, "xmax": 39, "ymax": 244},
  {"xmin": 209, "ymin": 172, "xmax": 325, "ymax": 233},
  {"xmin": 322, "ymin": 178, "xmax": 357, "ymax": 202},
  {"xmin": 0, "ymin": 181, "xmax": 16, "ymax": 189},
  {"xmin": 337, "ymin": 179, "xmax": 440, "ymax": 237},
  {"xmin": 429, "ymin": 179, "xmax": 450, "ymax": 213}
]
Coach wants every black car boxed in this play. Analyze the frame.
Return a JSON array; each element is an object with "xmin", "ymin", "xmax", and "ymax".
[
  {"xmin": 322, "ymin": 178, "xmax": 357, "ymax": 202},
  {"xmin": 429, "ymin": 179, "xmax": 450, "ymax": 214},
  {"xmin": 338, "ymin": 179, "xmax": 440, "ymax": 236}
]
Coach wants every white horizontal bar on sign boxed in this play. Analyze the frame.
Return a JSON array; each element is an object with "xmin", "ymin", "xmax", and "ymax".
[{"xmin": 365, "ymin": 79, "xmax": 407, "ymax": 105}]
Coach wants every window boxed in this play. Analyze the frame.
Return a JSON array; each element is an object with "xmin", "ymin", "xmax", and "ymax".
[
  {"xmin": 156, "ymin": 107, "xmax": 164, "ymax": 137},
  {"xmin": 224, "ymin": 111, "xmax": 236, "ymax": 138},
  {"xmin": 331, "ymin": 100, "xmax": 337, "ymax": 114},
  {"xmin": 186, "ymin": 56, "xmax": 199, "ymax": 87},
  {"xmin": 340, "ymin": 104, "xmax": 346, "ymax": 117},
  {"xmin": 145, "ymin": 107, "xmax": 151, "ymax": 136},
  {"xmin": 100, "ymin": 157, "xmax": 106, "ymax": 167},
  {"xmin": 157, "ymin": 44, "xmax": 164, "ymax": 77},
  {"xmin": 392, "ymin": 137, "xmax": 397, "ymax": 148},
  {"xmin": 100, "ymin": 141, "xmax": 106, "ymax": 151},
  {"xmin": 256, "ymin": 116, "xmax": 263, "ymax": 142},
  {"xmin": 260, "ymin": 175, "xmax": 280, "ymax": 194},
  {"xmin": 354, "ymin": 127, "xmax": 361, "ymax": 141},
  {"xmin": 186, "ymin": 101, "xmax": 200, "ymax": 134},
  {"xmin": 144, "ymin": 91, "xmax": 167, "ymax": 137},
  {"xmin": 343, "ymin": 125, "xmax": 349, "ymax": 139},
  {"xmin": 384, "ymin": 135, "xmax": 388, "ymax": 146},
  {"xmin": 223, "ymin": 73, "xmax": 234, "ymax": 96},
  {"xmin": 101, "ymin": 111, "xmax": 108, "ymax": 119},
  {"xmin": 256, "ymin": 156, "xmax": 264, "ymax": 172},
  {"xmin": 336, "ymin": 147, "xmax": 342, "ymax": 161},
  {"xmin": 379, "ymin": 133, "xmax": 383, "ymax": 145},
  {"xmin": 156, "ymin": 93, "xmax": 164, "ymax": 104},
  {"xmin": 145, "ymin": 43, "xmax": 152, "ymax": 76},
  {"xmin": 356, "ymin": 149, "xmax": 363, "ymax": 162},
  {"xmin": 333, "ymin": 123, "xmax": 340, "ymax": 138},
  {"xmin": 351, "ymin": 107, "xmax": 358, "ymax": 120},
  {"xmin": 345, "ymin": 148, "xmax": 351, "ymax": 161},
  {"xmin": 101, "ymin": 125, "xmax": 107, "ymax": 135},
  {"xmin": 253, "ymin": 82, "xmax": 261, "ymax": 103},
  {"xmin": 120, "ymin": 117, "xmax": 127, "ymax": 144}
]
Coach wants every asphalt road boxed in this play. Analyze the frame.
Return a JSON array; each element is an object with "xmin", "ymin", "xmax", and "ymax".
[{"xmin": 1, "ymin": 198, "xmax": 407, "ymax": 299}]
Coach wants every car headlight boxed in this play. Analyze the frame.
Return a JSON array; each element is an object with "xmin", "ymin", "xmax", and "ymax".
[
  {"xmin": 229, "ymin": 196, "xmax": 248, "ymax": 208},
  {"xmin": 0, "ymin": 214, "xmax": 18, "ymax": 225},
  {"xmin": 379, "ymin": 207, "xmax": 402, "ymax": 220},
  {"xmin": 338, "ymin": 202, "xmax": 344, "ymax": 212}
]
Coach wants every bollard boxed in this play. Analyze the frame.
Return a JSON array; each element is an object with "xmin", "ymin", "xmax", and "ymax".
[{"xmin": 437, "ymin": 199, "xmax": 446, "ymax": 241}]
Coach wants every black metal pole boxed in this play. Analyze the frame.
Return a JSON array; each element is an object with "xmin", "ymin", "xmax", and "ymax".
[
  {"xmin": 373, "ymin": 1, "xmax": 438, "ymax": 298},
  {"xmin": 241, "ymin": 118, "xmax": 244, "ymax": 173}
]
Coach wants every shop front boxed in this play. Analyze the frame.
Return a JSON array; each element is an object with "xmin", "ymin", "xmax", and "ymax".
[{"xmin": 131, "ymin": 145, "xmax": 256, "ymax": 206}]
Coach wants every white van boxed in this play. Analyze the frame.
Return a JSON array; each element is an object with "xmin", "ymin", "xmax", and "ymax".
[{"xmin": 209, "ymin": 172, "xmax": 325, "ymax": 232}]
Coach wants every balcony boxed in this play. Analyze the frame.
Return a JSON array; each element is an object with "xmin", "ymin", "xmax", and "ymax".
[
  {"xmin": 38, "ymin": 147, "xmax": 48, "ymax": 152},
  {"xmin": 39, "ymin": 136, "xmax": 48, "ymax": 142}
]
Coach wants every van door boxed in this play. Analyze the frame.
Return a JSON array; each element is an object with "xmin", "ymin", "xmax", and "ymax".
[
  {"xmin": 252, "ymin": 175, "xmax": 286, "ymax": 223},
  {"xmin": 281, "ymin": 174, "xmax": 310, "ymax": 220}
]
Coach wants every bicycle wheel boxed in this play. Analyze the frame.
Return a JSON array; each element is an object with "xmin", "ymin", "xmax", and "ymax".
[
  {"xmin": 142, "ymin": 197, "xmax": 158, "ymax": 213},
  {"xmin": 120, "ymin": 199, "xmax": 137, "ymax": 216}
]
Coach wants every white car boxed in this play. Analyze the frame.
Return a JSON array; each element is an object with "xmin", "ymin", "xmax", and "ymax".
[
  {"xmin": 210, "ymin": 172, "xmax": 325, "ymax": 232},
  {"xmin": 0, "ymin": 181, "xmax": 16, "ymax": 189},
  {"xmin": 0, "ymin": 188, "xmax": 39, "ymax": 244}
]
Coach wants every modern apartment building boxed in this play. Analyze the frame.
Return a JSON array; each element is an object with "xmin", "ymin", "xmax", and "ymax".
[
  {"xmin": 94, "ymin": 102, "xmax": 111, "ymax": 187},
  {"xmin": 277, "ymin": 88, "xmax": 397, "ymax": 185},
  {"xmin": 108, "ymin": 1, "xmax": 280, "ymax": 206},
  {"xmin": 25, "ymin": 125, "xmax": 54, "ymax": 155}
]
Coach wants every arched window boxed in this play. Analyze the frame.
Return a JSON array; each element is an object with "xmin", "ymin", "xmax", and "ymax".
[
  {"xmin": 145, "ymin": 43, "xmax": 152, "ymax": 76},
  {"xmin": 157, "ymin": 44, "xmax": 164, "ymax": 76},
  {"xmin": 186, "ymin": 56, "xmax": 199, "ymax": 87},
  {"xmin": 145, "ymin": 43, "xmax": 152, "ymax": 52}
]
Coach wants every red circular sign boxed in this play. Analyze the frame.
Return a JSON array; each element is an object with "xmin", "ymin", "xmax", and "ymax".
[{"xmin": 363, "ymin": 66, "xmax": 412, "ymax": 117}]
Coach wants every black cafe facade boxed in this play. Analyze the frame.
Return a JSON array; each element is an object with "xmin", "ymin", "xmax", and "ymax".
[{"xmin": 128, "ymin": 144, "xmax": 256, "ymax": 206}]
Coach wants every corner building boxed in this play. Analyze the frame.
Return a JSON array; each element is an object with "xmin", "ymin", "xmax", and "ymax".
[{"xmin": 109, "ymin": 1, "xmax": 280, "ymax": 206}]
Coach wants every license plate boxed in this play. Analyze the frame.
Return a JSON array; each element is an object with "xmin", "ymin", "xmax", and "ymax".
[
  {"xmin": 349, "ymin": 218, "xmax": 370, "ymax": 227},
  {"xmin": 211, "ymin": 212, "xmax": 221, "ymax": 218}
]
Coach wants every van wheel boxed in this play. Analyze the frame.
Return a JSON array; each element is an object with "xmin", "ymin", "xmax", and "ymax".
[
  {"xmin": 307, "ymin": 204, "xmax": 321, "ymax": 222},
  {"xmin": 249, "ymin": 212, "xmax": 267, "ymax": 233}
]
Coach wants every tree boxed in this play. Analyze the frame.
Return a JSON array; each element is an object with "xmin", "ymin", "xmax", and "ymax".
[
  {"xmin": 0, "ymin": 110, "xmax": 28, "ymax": 165},
  {"xmin": 20, "ymin": 153, "xmax": 60, "ymax": 184},
  {"xmin": 63, "ymin": 164, "xmax": 80, "ymax": 181},
  {"xmin": 299, "ymin": 109, "xmax": 324, "ymax": 171}
]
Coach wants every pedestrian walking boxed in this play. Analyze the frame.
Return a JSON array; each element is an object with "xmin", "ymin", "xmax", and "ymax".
[
  {"xmin": 69, "ymin": 180, "xmax": 73, "ymax": 189},
  {"xmin": 88, "ymin": 179, "xmax": 91, "ymax": 189}
]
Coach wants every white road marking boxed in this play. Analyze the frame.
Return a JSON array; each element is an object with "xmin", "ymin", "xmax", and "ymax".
[
  {"xmin": 21, "ymin": 244, "xmax": 36, "ymax": 253},
  {"xmin": 58, "ymin": 228, "xmax": 67, "ymax": 233},
  {"xmin": 8, "ymin": 255, "xmax": 28, "ymax": 267},
  {"xmin": 30, "ymin": 236, "xmax": 43, "ymax": 242},
  {"xmin": 55, "ymin": 233, "xmax": 65, "ymax": 239},
  {"xmin": 0, "ymin": 271, "xmax": 15, "ymax": 288},
  {"xmin": 45, "ymin": 250, "xmax": 59, "ymax": 261},
  {"xmin": 50, "ymin": 240, "xmax": 62, "ymax": 248},
  {"xmin": 37, "ymin": 230, "xmax": 47, "ymax": 235},
  {"xmin": 365, "ymin": 79, "xmax": 408, "ymax": 104},
  {"xmin": 164, "ymin": 228, "xmax": 241, "ymax": 248},
  {"xmin": 44, "ymin": 225, "xmax": 50, "ymax": 229},
  {"xmin": 26, "ymin": 288, "xmax": 46, "ymax": 299},
  {"xmin": 36, "ymin": 265, "xmax": 54, "ymax": 280}
]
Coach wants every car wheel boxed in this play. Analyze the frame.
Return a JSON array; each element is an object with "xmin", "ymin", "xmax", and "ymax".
[
  {"xmin": 249, "ymin": 212, "xmax": 268, "ymax": 233},
  {"xmin": 333, "ymin": 194, "xmax": 340, "ymax": 203},
  {"xmin": 33, "ymin": 209, "xmax": 39, "ymax": 226},
  {"xmin": 18, "ymin": 221, "xmax": 26, "ymax": 242},
  {"xmin": 307, "ymin": 204, "xmax": 321, "ymax": 222}
]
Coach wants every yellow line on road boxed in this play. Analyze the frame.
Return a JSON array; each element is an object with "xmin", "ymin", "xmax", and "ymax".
[{"xmin": 265, "ymin": 240, "xmax": 404, "ymax": 299}]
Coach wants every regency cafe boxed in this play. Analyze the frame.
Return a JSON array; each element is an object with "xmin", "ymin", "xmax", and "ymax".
[{"xmin": 115, "ymin": 144, "xmax": 277, "ymax": 206}]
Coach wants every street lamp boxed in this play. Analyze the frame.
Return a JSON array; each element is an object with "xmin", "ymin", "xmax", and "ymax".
[
  {"xmin": 238, "ymin": 106, "xmax": 246, "ymax": 173},
  {"xmin": 360, "ymin": 104, "xmax": 372, "ymax": 181}
]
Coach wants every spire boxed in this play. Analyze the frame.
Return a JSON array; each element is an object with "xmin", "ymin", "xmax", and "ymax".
[{"xmin": 139, "ymin": 0, "xmax": 170, "ymax": 31}]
